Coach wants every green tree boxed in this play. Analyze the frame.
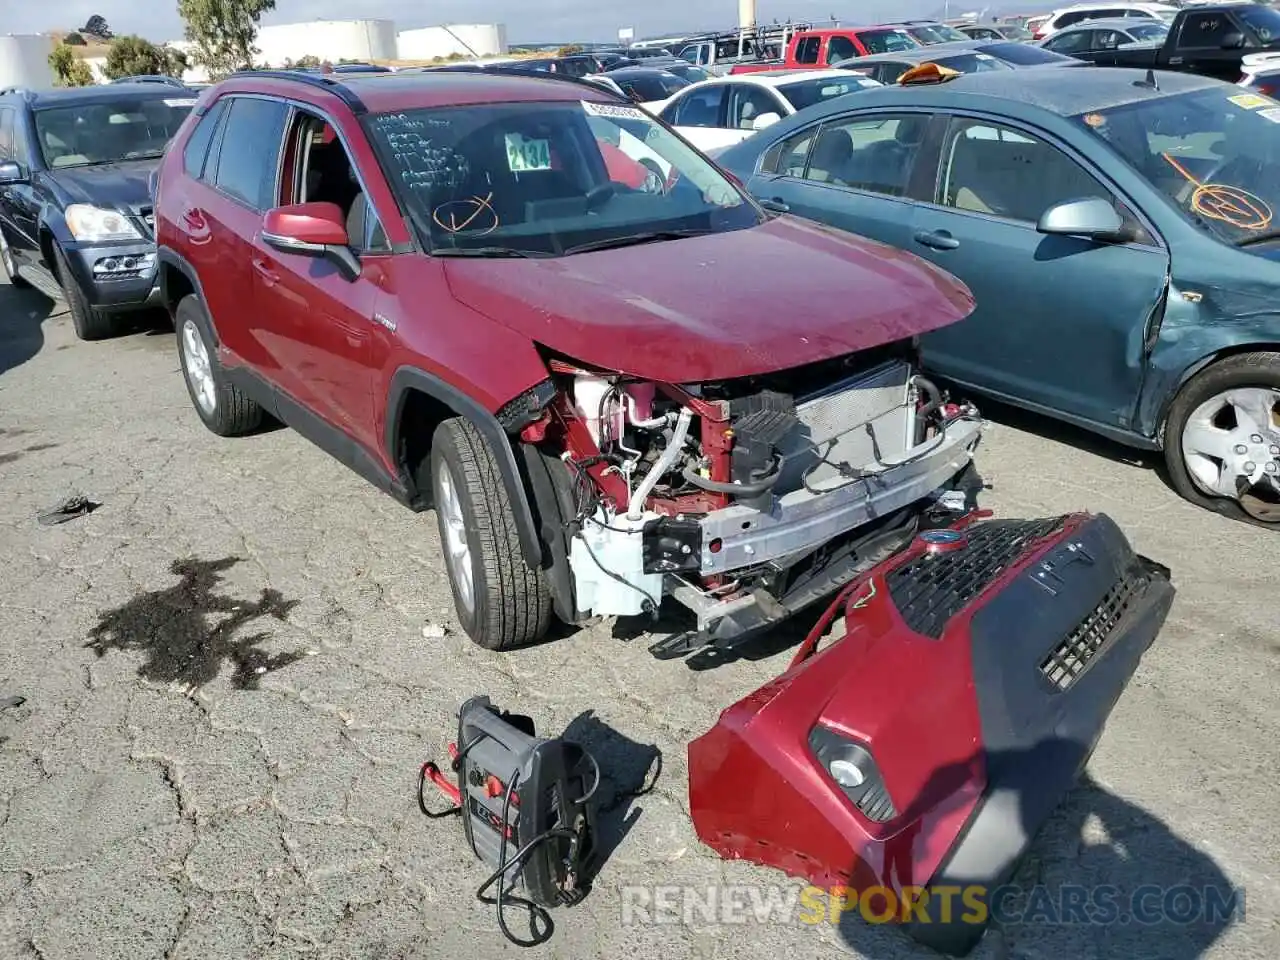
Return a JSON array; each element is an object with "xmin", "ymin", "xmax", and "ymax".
[
  {"xmin": 104, "ymin": 35, "xmax": 187, "ymax": 79},
  {"xmin": 177, "ymin": 0, "xmax": 276, "ymax": 79},
  {"xmin": 293, "ymin": 54, "xmax": 321, "ymax": 68},
  {"xmin": 48, "ymin": 44, "xmax": 95, "ymax": 87},
  {"xmin": 63, "ymin": 32, "xmax": 87, "ymax": 46},
  {"xmin": 557, "ymin": 44, "xmax": 585, "ymax": 56}
]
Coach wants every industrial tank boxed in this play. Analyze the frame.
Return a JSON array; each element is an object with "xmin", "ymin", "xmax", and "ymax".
[
  {"xmin": 396, "ymin": 24, "xmax": 508, "ymax": 61},
  {"xmin": 0, "ymin": 35, "xmax": 56, "ymax": 89},
  {"xmin": 255, "ymin": 19, "xmax": 398, "ymax": 67}
]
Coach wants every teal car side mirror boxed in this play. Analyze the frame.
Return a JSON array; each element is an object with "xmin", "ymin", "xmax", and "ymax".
[{"xmin": 1037, "ymin": 197, "xmax": 1131, "ymax": 243}]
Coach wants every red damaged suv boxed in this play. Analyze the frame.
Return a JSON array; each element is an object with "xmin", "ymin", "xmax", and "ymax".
[{"xmin": 153, "ymin": 69, "xmax": 986, "ymax": 653}]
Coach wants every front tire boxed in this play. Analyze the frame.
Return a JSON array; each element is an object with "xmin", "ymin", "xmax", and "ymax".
[
  {"xmin": 1164, "ymin": 352, "xmax": 1280, "ymax": 525},
  {"xmin": 53, "ymin": 242, "xmax": 115, "ymax": 340},
  {"xmin": 430, "ymin": 417, "xmax": 553, "ymax": 650},
  {"xmin": 174, "ymin": 295, "xmax": 263, "ymax": 437}
]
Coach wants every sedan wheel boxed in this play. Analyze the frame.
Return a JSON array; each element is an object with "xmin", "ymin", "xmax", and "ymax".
[
  {"xmin": 1178, "ymin": 385, "xmax": 1280, "ymax": 522},
  {"xmin": 181, "ymin": 317, "xmax": 218, "ymax": 417}
]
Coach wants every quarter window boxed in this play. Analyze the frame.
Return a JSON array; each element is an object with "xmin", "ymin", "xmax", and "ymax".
[
  {"xmin": 727, "ymin": 87, "xmax": 784, "ymax": 130},
  {"xmin": 211, "ymin": 97, "xmax": 289, "ymax": 210},
  {"xmin": 939, "ymin": 119, "xmax": 1114, "ymax": 224},
  {"xmin": 761, "ymin": 126, "xmax": 820, "ymax": 177},
  {"xmin": 801, "ymin": 114, "xmax": 931, "ymax": 197},
  {"xmin": 182, "ymin": 98, "xmax": 226, "ymax": 180}
]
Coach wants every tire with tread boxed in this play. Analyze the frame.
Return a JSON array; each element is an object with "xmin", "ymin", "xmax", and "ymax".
[
  {"xmin": 431, "ymin": 417, "xmax": 553, "ymax": 650},
  {"xmin": 1163, "ymin": 350, "xmax": 1280, "ymax": 526},
  {"xmin": 53, "ymin": 242, "xmax": 115, "ymax": 340},
  {"xmin": 174, "ymin": 294, "xmax": 264, "ymax": 437}
]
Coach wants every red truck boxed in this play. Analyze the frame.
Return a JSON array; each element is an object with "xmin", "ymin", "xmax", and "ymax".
[{"xmin": 729, "ymin": 26, "xmax": 922, "ymax": 75}]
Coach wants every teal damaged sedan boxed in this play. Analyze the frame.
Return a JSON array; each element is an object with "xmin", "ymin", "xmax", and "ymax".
[{"xmin": 716, "ymin": 67, "xmax": 1280, "ymax": 525}]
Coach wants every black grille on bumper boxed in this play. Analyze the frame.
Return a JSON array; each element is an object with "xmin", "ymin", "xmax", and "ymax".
[
  {"xmin": 887, "ymin": 517, "xmax": 1068, "ymax": 639},
  {"xmin": 855, "ymin": 780, "xmax": 897, "ymax": 823},
  {"xmin": 1040, "ymin": 574, "xmax": 1145, "ymax": 692}
]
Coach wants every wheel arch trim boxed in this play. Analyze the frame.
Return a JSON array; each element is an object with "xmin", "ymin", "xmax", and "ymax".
[{"xmin": 385, "ymin": 365, "xmax": 543, "ymax": 569}]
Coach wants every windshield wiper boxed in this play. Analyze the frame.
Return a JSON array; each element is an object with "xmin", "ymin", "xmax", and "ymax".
[
  {"xmin": 1235, "ymin": 230, "xmax": 1280, "ymax": 248},
  {"xmin": 431, "ymin": 246, "xmax": 554, "ymax": 259},
  {"xmin": 562, "ymin": 228, "xmax": 715, "ymax": 256}
]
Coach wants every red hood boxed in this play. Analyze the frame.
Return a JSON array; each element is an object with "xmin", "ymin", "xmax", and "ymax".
[{"xmin": 443, "ymin": 216, "xmax": 974, "ymax": 383}]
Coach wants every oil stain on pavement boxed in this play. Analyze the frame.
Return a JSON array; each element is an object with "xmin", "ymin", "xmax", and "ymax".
[{"xmin": 86, "ymin": 557, "xmax": 305, "ymax": 690}]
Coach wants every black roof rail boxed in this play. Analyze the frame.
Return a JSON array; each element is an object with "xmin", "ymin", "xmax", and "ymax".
[
  {"xmin": 417, "ymin": 63, "xmax": 631, "ymax": 101},
  {"xmin": 226, "ymin": 68, "xmax": 367, "ymax": 114}
]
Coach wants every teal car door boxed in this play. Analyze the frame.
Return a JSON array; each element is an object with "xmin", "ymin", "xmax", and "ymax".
[
  {"xmin": 910, "ymin": 115, "xmax": 1171, "ymax": 432},
  {"xmin": 744, "ymin": 111, "xmax": 941, "ymax": 252}
]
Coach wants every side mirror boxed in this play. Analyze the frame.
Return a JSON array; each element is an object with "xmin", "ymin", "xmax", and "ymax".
[
  {"xmin": 1036, "ymin": 197, "xmax": 1130, "ymax": 243},
  {"xmin": 0, "ymin": 161, "xmax": 27, "ymax": 186},
  {"xmin": 1221, "ymin": 31, "xmax": 1246, "ymax": 51},
  {"xmin": 751, "ymin": 111, "xmax": 782, "ymax": 132},
  {"xmin": 262, "ymin": 202, "xmax": 360, "ymax": 281}
]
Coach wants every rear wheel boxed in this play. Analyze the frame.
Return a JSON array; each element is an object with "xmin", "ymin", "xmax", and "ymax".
[
  {"xmin": 53, "ymin": 242, "xmax": 116, "ymax": 340},
  {"xmin": 174, "ymin": 294, "xmax": 263, "ymax": 437},
  {"xmin": 430, "ymin": 417, "xmax": 553, "ymax": 650},
  {"xmin": 1165, "ymin": 352, "xmax": 1280, "ymax": 525}
]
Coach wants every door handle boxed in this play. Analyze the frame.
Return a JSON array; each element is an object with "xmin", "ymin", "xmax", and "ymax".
[
  {"xmin": 251, "ymin": 258, "xmax": 279, "ymax": 285},
  {"xmin": 913, "ymin": 229, "xmax": 960, "ymax": 251},
  {"xmin": 181, "ymin": 208, "xmax": 206, "ymax": 229},
  {"xmin": 759, "ymin": 197, "xmax": 790, "ymax": 213}
]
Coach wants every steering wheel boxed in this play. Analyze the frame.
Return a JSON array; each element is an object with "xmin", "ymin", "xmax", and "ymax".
[{"xmin": 638, "ymin": 159, "xmax": 669, "ymax": 195}]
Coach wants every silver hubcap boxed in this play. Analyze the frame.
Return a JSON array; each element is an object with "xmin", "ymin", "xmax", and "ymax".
[
  {"xmin": 436, "ymin": 462, "xmax": 475, "ymax": 614},
  {"xmin": 0, "ymin": 233, "xmax": 13, "ymax": 278},
  {"xmin": 1181, "ymin": 386, "xmax": 1280, "ymax": 520},
  {"xmin": 181, "ymin": 319, "xmax": 217, "ymax": 416}
]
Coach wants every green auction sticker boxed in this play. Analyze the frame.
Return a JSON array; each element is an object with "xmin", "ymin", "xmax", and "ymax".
[{"xmin": 505, "ymin": 133, "xmax": 551, "ymax": 172}]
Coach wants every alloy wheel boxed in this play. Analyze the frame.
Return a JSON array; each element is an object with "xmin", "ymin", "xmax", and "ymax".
[
  {"xmin": 1180, "ymin": 386, "xmax": 1280, "ymax": 521},
  {"xmin": 181, "ymin": 318, "xmax": 218, "ymax": 416},
  {"xmin": 435, "ymin": 461, "xmax": 476, "ymax": 614}
]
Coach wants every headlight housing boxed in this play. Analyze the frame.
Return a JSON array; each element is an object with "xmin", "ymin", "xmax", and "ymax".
[
  {"xmin": 809, "ymin": 724, "xmax": 898, "ymax": 823},
  {"xmin": 64, "ymin": 204, "xmax": 143, "ymax": 243}
]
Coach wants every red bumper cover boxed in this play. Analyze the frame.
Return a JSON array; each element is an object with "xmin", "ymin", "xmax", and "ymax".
[{"xmin": 688, "ymin": 511, "xmax": 1174, "ymax": 954}]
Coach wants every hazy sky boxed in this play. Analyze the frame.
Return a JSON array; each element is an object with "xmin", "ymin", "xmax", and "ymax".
[{"xmin": 7, "ymin": 0, "xmax": 954, "ymax": 43}]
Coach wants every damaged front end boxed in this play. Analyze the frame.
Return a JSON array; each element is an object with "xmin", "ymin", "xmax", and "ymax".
[
  {"xmin": 687, "ymin": 511, "xmax": 1175, "ymax": 955},
  {"xmin": 518, "ymin": 338, "xmax": 985, "ymax": 653}
]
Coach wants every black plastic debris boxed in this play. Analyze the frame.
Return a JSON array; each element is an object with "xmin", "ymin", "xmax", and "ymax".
[{"xmin": 37, "ymin": 495, "xmax": 100, "ymax": 526}]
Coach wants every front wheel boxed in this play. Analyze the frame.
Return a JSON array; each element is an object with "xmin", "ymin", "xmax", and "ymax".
[
  {"xmin": 430, "ymin": 417, "xmax": 553, "ymax": 650},
  {"xmin": 53, "ymin": 242, "xmax": 115, "ymax": 340},
  {"xmin": 174, "ymin": 295, "xmax": 264, "ymax": 437},
  {"xmin": 1165, "ymin": 352, "xmax": 1280, "ymax": 525}
]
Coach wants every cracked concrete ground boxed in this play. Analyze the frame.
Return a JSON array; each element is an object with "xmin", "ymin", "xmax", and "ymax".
[{"xmin": 0, "ymin": 273, "xmax": 1277, "ymax": 960}]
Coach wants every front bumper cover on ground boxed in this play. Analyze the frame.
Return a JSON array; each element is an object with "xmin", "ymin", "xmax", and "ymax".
[{"xmin": 687, "ymin": 510, "xmax": 1174, "ymax": 956}]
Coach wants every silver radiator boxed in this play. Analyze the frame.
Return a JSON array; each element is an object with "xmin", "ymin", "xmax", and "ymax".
[{"xmin": 775, "ymin": 360, "xmax": 915, "ymax": 491}]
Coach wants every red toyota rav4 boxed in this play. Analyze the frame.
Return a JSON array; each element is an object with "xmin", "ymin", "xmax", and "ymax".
[{"xmin": 153, "ymin": 69, "xmax": 986, "ymax": 653}]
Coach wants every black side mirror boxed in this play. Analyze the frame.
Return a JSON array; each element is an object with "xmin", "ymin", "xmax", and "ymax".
[
  {"xmin": 0, "ymin": 160, "xmax": 27, "ymax": 186},
  {"xmin": 1222, "ymin": 31, "xmax": 1246, "ymax": 51}
]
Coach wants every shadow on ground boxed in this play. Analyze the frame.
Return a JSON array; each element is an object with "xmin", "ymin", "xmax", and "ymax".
[
  {"xmin": 85, "ymin": 557, "xmax": 305, "ymax": 690},
  {"xmin": 0, "ymin": 282, "xmax": 56, "ymax": 380}
]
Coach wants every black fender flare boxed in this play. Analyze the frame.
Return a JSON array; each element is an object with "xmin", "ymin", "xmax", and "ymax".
[
  {"xmin": 156, "ymin": 247, "xmax": 221, "ymax": 345},
  {"xmin": 385, "ymin": 366, "xmax": 543, "ymax": 569}
]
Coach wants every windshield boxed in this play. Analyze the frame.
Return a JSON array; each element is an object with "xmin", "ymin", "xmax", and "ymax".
[
  {"xmin": 980, "ymin": 40, "xmax": 1075, "ymax": 64},
  {"xmin": 778, "ymin": 75, "xmax": 881, "ymax": 110},
  {"xmin": 934, "ymin": 52, "xmax": 1015, "ymax": 74},
  {"xmin": 35, "ymin": 95, "xmax": 195, "ymax": 169},
  {"xmin": 1078, "ymin": 87, "xmax": 1280, "ymax": 244},
  {"xmin": 1126, "ymin": 21, "xmax": 1170, "ymax": 41},
  {"xmin": 619, "ymin": 73, "xmax": 689, "ymax": 101},
  {"xmin": 1238, "ymin": 5, "xmax": 1280, "ymax": 43},
  {"xmin": 366, "ymin": 100, "xmax": 761, "ymax": 257},
  {"xmin": 909, "ymin": 24, "xmax": 970, "ymax": 43},
  {"xmin": 860, "ymin": 29, "xmax": 920, "ymax": 54},
  {"xmin": 670, "ymin": 64, "xmax": 711, "ymax": 82}
]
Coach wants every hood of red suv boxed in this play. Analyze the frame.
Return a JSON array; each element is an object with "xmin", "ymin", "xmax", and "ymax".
[{"xmin": 443, "ymin": 216, "xmax": 974, "ymax": 383}]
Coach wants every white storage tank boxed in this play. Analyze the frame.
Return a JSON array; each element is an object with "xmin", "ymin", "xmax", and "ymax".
[
  {"xmin": 396, "ymin": 24, "xmax": 508, "ymax": 61},
  {"xmin": 255, "ymin": 19, "xmax": 398, "ymax": 67},
  {"xmin": 0, "ymin": 35, "xmax": 56, "ymax": 90}
]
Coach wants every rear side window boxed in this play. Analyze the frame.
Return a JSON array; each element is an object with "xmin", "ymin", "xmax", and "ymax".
[
  {"xmin": 794, "ymin": 36, "xmax": 821, "ymax": 64},
  {"xmin": 827, "ymin": 36, "xmax": 858, "ymax": 63},
  {"xmin": 211, "ymin": 97, "xmax": 289, "ymax": 210},
  {"xmin": 1179, "ymin": 12, "xmax": 1235, "ymax": 48},
  {"xmin": 183, "ymin": 98, "xmax": 227, "ymax": 180},
  {"xmin": 664, "ymin": 85, "xmax": 725, "ymax": 127}
]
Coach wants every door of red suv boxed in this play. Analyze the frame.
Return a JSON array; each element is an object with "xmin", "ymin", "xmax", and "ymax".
[{"xmin": 247, "ymin": 109, "xmax": 385, "ymax": 447}]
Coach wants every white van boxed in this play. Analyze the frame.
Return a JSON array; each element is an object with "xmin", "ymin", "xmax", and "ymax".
[{"xmin": 1033, "ymin": 3, "xmax": 1179, "ymax": 40}]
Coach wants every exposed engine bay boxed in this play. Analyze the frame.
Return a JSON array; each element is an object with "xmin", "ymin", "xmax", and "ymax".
[{"xmin": 520, "ymin": 340, "xmax": 986, "ymax": 652}]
